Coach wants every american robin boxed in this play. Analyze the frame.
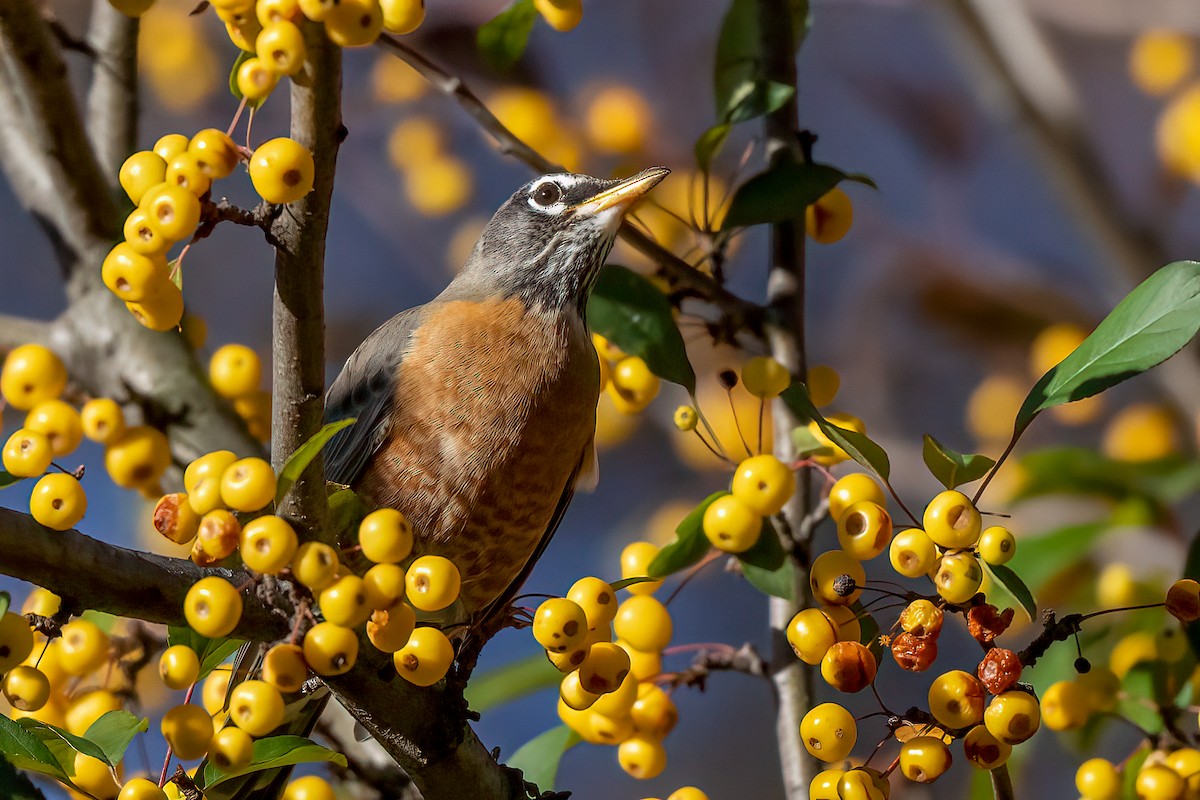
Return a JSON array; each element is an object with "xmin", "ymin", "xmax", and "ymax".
[{"xmin": 322, "ymin": 166, "xmax": 669, "ymax": 626}]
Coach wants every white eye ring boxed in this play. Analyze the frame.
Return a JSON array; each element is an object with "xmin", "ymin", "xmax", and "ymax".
[{"xmin": 528, "ymin": 179, "xmax": 565, "ymax": 210}]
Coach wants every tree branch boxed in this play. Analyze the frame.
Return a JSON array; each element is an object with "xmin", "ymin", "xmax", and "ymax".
[
  {"xmin": 0, "ymin": 507, "xmax": 292, "ymax": 640},
  {"xmin": 0, "ymin": 0, "xmax": 117, "ymax": 295},
  {"xmin": 269, "ymin": 23, "xmax": 340, "ymax": 537},
  {"xmin": 85, "ymin": 0, "xmax": 138, "ymax": 182},
  {"xmin": 374, "ymin": 35, "xmax": 764, "ymax": 336},
  {"xmin": 0, "ymin": 315, "xmax": 53, "ymax": 352}
]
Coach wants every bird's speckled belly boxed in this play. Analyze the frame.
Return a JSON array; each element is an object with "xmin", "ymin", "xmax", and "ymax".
[{"xmin": 355, "ymin": 297, "xmax": 598, "ymax": 613}]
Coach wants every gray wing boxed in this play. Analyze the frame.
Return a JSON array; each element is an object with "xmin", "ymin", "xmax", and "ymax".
[{"xmin": 323, "ymin": 306, "xmax": 430, "ymax": 488}]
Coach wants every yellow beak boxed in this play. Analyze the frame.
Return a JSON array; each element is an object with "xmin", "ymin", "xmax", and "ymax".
[{"xmin": 575, "ymin": 166, "xmax": 671, "ymax": 214}]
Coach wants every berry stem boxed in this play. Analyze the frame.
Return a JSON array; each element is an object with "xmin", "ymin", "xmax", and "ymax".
[
  {"xmin": 226, "ymin": 95, "xmax": 248, "ymax": 139},
  {"xmin": 1079, "ymin": 601, "xmax": 1165, "ymax": 622},
  {"xmin": 663, "ymin": 549, "xmax": 723, "ymax": 606}
]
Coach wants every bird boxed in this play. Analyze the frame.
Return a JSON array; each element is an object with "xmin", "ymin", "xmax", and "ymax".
[{"xmin": 321, "ymin": 166, "xmax": 670, "ymax": 628}]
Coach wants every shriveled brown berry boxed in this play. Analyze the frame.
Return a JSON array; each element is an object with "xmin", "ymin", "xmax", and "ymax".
[
  {"xmin": 153, "ymin": 492, "xmax": 200, "ymax": 545},
  {"xmin": 977, "ymin": 647, "xmax": 1022, "ymax": 695},
  {"xmin": 891, "ymin": 631, "xmax": 938, "ymax": 672},
  {"xmin": 967, "ymin": 604, "xmax": 1014, "ymax": 644},
  {"xmin": 820, "ymin": 640, "xmax": 877, "ymax": 693}
]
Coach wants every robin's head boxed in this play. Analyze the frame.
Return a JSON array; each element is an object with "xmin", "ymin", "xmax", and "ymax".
[{"xmin": 457, "ymin": 167, "xmax": 669, "ymax": 312}]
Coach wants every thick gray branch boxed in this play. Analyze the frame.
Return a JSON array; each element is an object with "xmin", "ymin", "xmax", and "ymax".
[
  {"xmin": 85, "ymin": 0, "xmax": 139, "ymax": 182},
  {"xmin": 269, "ymin": 24, "xmax": 339, "ymax": 537}
]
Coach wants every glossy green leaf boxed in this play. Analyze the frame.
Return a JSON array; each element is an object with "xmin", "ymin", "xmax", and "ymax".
[
  {"xmin": 588, "ymin": 266, "xmax": 696, "ymax": 393},
  {"xmin": 0, "ymin": 715, "xmax": 71, "ymax": 780},
  {"xmin": 0, "ymin": 592, "xmax": 8, "ymax": 618},
  {"xmin": 166, "ymin": 627, "xmax": 245, "ymax": 683},
  {"xmin": 0, "ymin": 753, "xmax": 45, "ymax": 800},
  {"xmin": 647, "ymin": 492, "xmax": 724, "ymax": 578},
  {"xmin": 789, "ymin": 425, "xmax": 824, "ymax": 456},
  {"xmin": 477, "ymin": 0, "xmax": 537, "ymax": 73},
  {"xmin": 781, "ymin": 383, "xmax": 890, "ymax": 480},
  {"xmin": 739, "ymin": 518, "xmax": 793, "ymax": 599},
  {"xmin": 0, "ymin": 472, "xmax": 22, "ymax": 490},
  {"xmin": 922, "ymin": 435, "xmax": 995, "ymax": 490},
  {"xmin": 694, "ymin": 123, "xmax": 732, "ymax": 171},
  {"xmin": 1004, "ymin": 521, "xmax": 1106, "ymax": 596},
  {"xmin": 1122, "ymin": 747, "xmax": 1152, "ymax": 799},
  {"xmin": 713, "ymin": 0, "xmax": 808, "ymax": 122},
  {"xmin": 83, "ymin": 712, "xmax": 148, "ymax": 768},
  {"xmin": 465, "ymin": 653, "xmax": 560, "ymax": 714},
  {"xmin": 1012, "ymin": 447, "xmax": 1200, "ymax": 507},
  {"xmin": 1016, "ymin": 261, "xmax": 1200, "ymax": 430},
  {"xmin": 328, "ymin": 486, "xmax": 369, "ymax": 539},
  {"xmin": 507, "ymin": 725, "xmax": 580, "ymax": 793},
  {"xmin": 722, "ymin": 163, "xmax": 874, "ymax": 229},
  {"xmin": 203, "ymin": 735, "xmax": 347, "ymax": 788},
  {"xmin": 982, "ymin": 562, "xmax": 1037, "ymax": 622},
  {"xmin": 275, "ymin": 418, "xmax": 356, "ymax": 505},
  {"xmin": 1120, "ymin": 664, "xmax": 1165, "ymax": 735}
]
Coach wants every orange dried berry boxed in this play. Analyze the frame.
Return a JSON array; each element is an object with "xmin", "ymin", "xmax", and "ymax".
[
  {"xmin": 976, "ymin": 647, "xmax": 1022, "ymax": 695},
  {"xmin": 890, "ymin": 632, "xmax": 937, "ymax": 672},
  {"xmin": 967, "ymin": 604, "xmax": 1014, "ymax": 644},
  {"xmin": 1167, "ymin": 579, "xmax": 1200, "ymax": 623},
  {"xmin": 153, "ymin": 493, "xmax": 200, "ymax": 545},
  {"xmin": 820, "ymin": 641, "xmax": 877, "ymax": 693}
]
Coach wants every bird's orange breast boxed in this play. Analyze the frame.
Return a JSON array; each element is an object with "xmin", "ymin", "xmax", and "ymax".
[{"xmin": 355, "ymin": 297, "xmax": 599, "ymax": 613}]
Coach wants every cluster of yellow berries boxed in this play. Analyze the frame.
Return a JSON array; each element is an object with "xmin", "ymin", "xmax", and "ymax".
[
  {"xmin": 1126, "ymin": 30, "xmax": 1200, "ymax": 184},
  {"xmin": 1, "ymin": 343, "xmax": 171, "ymax": 529},
  {"xmin": 221, "ymin": 0, "xmax": 423, "ymax": 54},
  {"xmin": 108, "ymin": 129, "xmax": 314, "ymax": 332},
  {"xmin": 209, "ymin": 344, "xmax": 272, "ymax": 441},
  {"xmin": 1077, "ymin": 752, "xmax": 1200, "ymax": 800},
  {"xmin": 540, "ymin": 541, "xmax": 685, "ymax": 782},
  {"xmin": 387, "ymin": 116, "xmax": 474, "ymax": 218},
  {"xmin": 595, "ymin": 334, "xmax": 661, "ymax": 416}
]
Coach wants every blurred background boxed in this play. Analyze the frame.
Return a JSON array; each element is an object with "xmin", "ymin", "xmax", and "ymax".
[{"xmin": 3, "ymin": 0, "xmax": 1200, "ymax": 797}]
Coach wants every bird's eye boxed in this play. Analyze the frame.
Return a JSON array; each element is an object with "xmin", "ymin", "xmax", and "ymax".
[{"xmin": 531, "ymin": 181, "xmax": 563, "ymax": 207}]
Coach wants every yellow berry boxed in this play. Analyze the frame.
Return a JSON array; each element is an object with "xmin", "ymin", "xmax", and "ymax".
[
  {"xmin": 567, "ymin": 576, "xmax": 618, "ymax": 629},
  {"xmin": 731, "ymin": 454, "xmax": 795, "ymax": 516},
  {"xmin": 928, "ymin": 670, "xmax": 985, "ymax": 729},
  {"xmin": 787, "ymin": 608, "xmax": 839, "ymax": 665},
  {"xmin": 532, "ymin": 598, "xmax": 589, "ymax": 653},
  {"xmin": 2, "ymin": 428, "xmax": 51, "ymax": 477},
  {"xmin": 820, "ymin": 640, "xmax": 877, "ymax": 693},
  {"xmin": 208, "ymin": 726, "xmax": 254, "ymax": 773},
  {"xmin": 1103, "ymin": 403, "xmax": 1178, "ymax": 462},
  {"xmin": 888, "ymin": 528, "xmax": 938, "ymax": 578},
  {"xmin": 394, "ymin": 626, "xmax": 454, "ymax": 686},
  {"xmin": 403, "ymin": 156, "xmax": 473, "ymax": 217},
  {"xmin": 807, "ymin": 365, "xmax": 840, "ymax": 408},
  {"xmin": 240, "ymin": 514, "xmax": 298, "ymax": 574},
  {"xmin": 934, "ymin": 551, "xmax": 983, "ymax": 605},
  {"xmin": 118, "ymin": 778, "xmax": 168, "ymax": 800},
  {"xmin": 978, "ymin": 525, "xmax": 1016, "ymax": 565},
  {"xmin": 201, "ymin": 666, "xmax": 231, "ymax": 714},
  {"xmin": 79, "ymin": 399, "xmax": 125, "ymax": 446},
  {"xmin": 59, "ymin": 618, "xmax": 109, "ymax": 675},
  {"xmin": 292, "ymin": 541, "xmax": 340, "ymax": 591},
  {"xmin": 2, "ymin": 665, "xmax": 50, "ymax": 712},
  {"xmin": 962, "ymin": 724, "xmax": 1011, "ymax": 770},
  {"xmin": 1040, "ymin": 680, "xmax": 1089, "ymax": 731},
  {"xmin": 184, "ymin": 576, "xmax": 243, "ymax": 638},
  {"xmin": 827, "ymin": 472, "xmax": 885, "ymax": 523},
  {"xmin": 805, "ymin": 187, "xmax": 853, "ymax": 244},
  {"xmin": 838, "ymin": 767, "xmax": 889, "ymax": 800},
  {"xmin": 161, "ymin": 702, "xmax": 214, "ymax": 759},
  {"xmin": 584, "ymin": 85, "xmax": 648, "ymax": 154},
  {"xmin": 104, "ymin": 425, "xmax": 171, "ymax": 489},
  {"xmin": 209, "ymin": 344, "xmax": 261, "ymax": 399},
  {"xmin": 702, "ymin": 494, "xmax": 763, "ymax": 553},
  {"xmin": 303, "ymin": 621, "xmax": 358, "ymax": 675},
  {"xmin": 405, "ymin": 555, "xmax": 462, "ymax": 612},
  {"xmin": 323, "ymin": 0, "xmax": 383, "ymax": 46},
  {"xmin": 1, "ymin": 344, "xmax": 67, "ymax": 411},
  {"xmin": 102, "ymin": 243, "xmax": 171, "ymax": 303},
  {"xmin": 125, "ymin": 287, "xmax": 185, "ymax": 332},
  {"xmin": 800, "ymin": 702, "xmax": 856, "ymax": 762},
  {"xmin": 613, "ymin": 595, "xmax": 672, "ymax": 653},
  {"xmin": 219, "ymin": 456, "xmax": 276, "ymax": 512},
  {"xmin": 140, "ymin": 182, "xmax": 202, "ymax": 241},
  {"xmin": 236, "ymin": 56, "xmax": 278, "ymax": 102},
  {"xmin": 1131, "ymin": 30, "xmax": 1194, "ymax": 95},
  {"xmin": 159, "ymin": 645, "xmax": 200, "ymax": 690},
  {"xmin": 164, "ymin": 151, "xmax": 212, "ymax": 197},
  {"xmin": 898, "ymin": 736, "xmax": 952, "ymax": 783},
  {"xmin": 189, "ymin": 129, "xmax": 240, "ymax": 179},
  {"xmin": 363, "ymin": 563, "xmax": 406, "ymax": 610},
  {"xmin": 1075, "ymin": 757, "xmax": 1121, "ymax": 800},
  {"xmin": 810, "ymin": 769, "xmax": 845, "ymax": 800},
  {"xmin": 119, "ymin": 150, "xmax": 168, "ymax": 205},
  {"xmin": 29, "ymin": 473, "xmax": 87, "ymax": 530},
  {"xmin": 741, "ymin": 356, "xmax": 790, "ymax": 399},
  {"xmin": 229, "ymin": 678, "xmax": 285, "ymax": 736},
  {"xmin": 922, "ymin": 489, "xmax": 982, "ymax": 549},
  {"xmin": 319, "ymin": 574, "xmax": 372, "ymax": 628},
  {"xmin": 358, "ymin": 508, "xmax": 414, "ymax": 563},
  {"xmin": 283, "ymin": 776, "xmax": 337, "ymax": 800},
  {"xmin": 366, "ymin": 605, "xmax": 416, "ymax": 653},
  {"xmin": 66, "ymin": 688, "xmax": 122, "ymax": 735},
  {"xmin": 185, "ymin": 449, "xmax": 237, "ymax": 494},
  {"xmin": 379, "ymin": 0, "xmax": 424, "ymax": 34},
  {"xmin": 610, "ymin": 356, "xmax": 660, "ymax": 410},
  {"xmin": 666, "ymin": 789, "xmax": 708, "ymax": 800},
  {"xmin": 559, "ymin": 670, "xmax": 599, "ymax": 711},
  {"xmin": 620, "ymin": 541, "xmax": 662, "ymax": 595},
  {"xmin": 836, "ymin": 500, "xmax": 892, "ymax": 561},
  {"xmin": 72, "ymin": 753, "xmax": 120, "ymax": 799},
  {"xmin": 1136, "ymin": 765, "xmax": 1185, "ymax": 800},
  {"xmin": 122, "ymin": 207, "xmax": 168, "ymax": 256},
  {"xmin": 578, "ymin": 641, "xmax": 631, "ymax": 694},
  {"xmin": 262, "ymin": 642, "xmax": 308, "ymax": 694},
  {"xmin": 617, "ymin": 734, "xmax": 667, "ymax": 780},
  {"xmin": 672, "ymin": 405, "xmax": 698, "ymax": 431},
  {"xmin": 256, "ymin": 20, "xmax": 306, "ymax": 75},
  {"xmin": 153, "ymin": 134, "xmax": 189, "ymax": 161},
  {"xmin": 249, "ymin": 138, "xmax": 315, "ymax": 204},
  {"xmin": 809, "ymin": 549, "xmax": 865, "ymax": 606},
  {"xmin": 984, "ymin": 690, "xmax": 1041, "ymax": 745},
  {"xmin": 196, "ymin": 508, "xmax": 241, "ymax": 561}
]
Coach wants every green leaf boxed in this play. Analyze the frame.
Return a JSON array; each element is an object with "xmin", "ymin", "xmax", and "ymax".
[
  {"xmin": 328, "ymin": 486, "xmax": 368, "ymax": 540},
  {"xmin": 166, "ymin": 627, "xmax": 245, "ymax": 683},
  {"xmin": 83, "ymin": 712, "xmax": 148, "ymax": 768},
  {"xmin": 464, "ymin": 653, "xmax": 560, "ymax": 714},
  {"xmin": 1016, "ymin": 261, "xmax": 1200, "ymax": 430},
  {"xmin": 17, "ymin": 719, "xmax": 110, "ymax": 767},
  {"xmin": 477, "ymin": 0, "xmax": 537, "ymax": 73},
  {"xmin": 647, "ymin": 492, "xmax": 724, "ymax": 578},
  {"xmin": 921, "ymin": 435, "xmax": 995, "ymax": 490},
  {"xmin": 1120, "ymin": 664, "xmax": 1165, "ymax": 735},
  {"xmin": 275, "ymin": 419, "xmax": 357, "ymax": 506},
  {"xmin": 0, "ymin": 753, "xmax": 47, "ymax": 800},
  {"xmin": 1123, "ymin": 747, "xmax": 1152, "ymax": 799},
  {"xmin": 0, "ymin": 472, "xmax": 23, "ymax": 490},
  {"xmin": 1012, "ymin": 447, "xmax": 1200, "ymax": 507},
  {"xmin": 781, "ymin": 384, "xmax": 890, "ymax": 480},
  {"xmin": 0, "ymin": 592, "xmax": 8, "ymax": 618},
  {"xmin": 609, "ymin": 577, "xmax": 658, "ymax": 593},
  {"xmin": 852, "ymin": 601, "xmax": 879, "ymax": 648},
  {"xmin": 80, "ymin": 611, "xmax": 118, "ymax": 634},
  {"xmin": 507, "ymin": 725, "xmax": 580, "ymax": 793},
  {"xmin": 739, "ymin": 518, "xmax": 793, "ymax": 599},
  {"xmin": 982, "ymin": 562, "xmax": 1037, "ymax": 622},
  {"xmin": 588, "ymin": 266, "xmax": 696, "ymax": 393},
  {"xmin": 203, "ymin": 735, "xmax": 347, "ymax": 788},
  {"xmin": 789, "ymin": 425, "xmax": 824, "ymax": 456},
  {"xmin": 694, "ymin": 123, "xmax": 732, "ymax": 171},
  {"xmin": 0, "ymin": 715, "xmax": 70, "ymax": 781},
  {"xmin": 713, "ymin": 0, "xmax": 808, "ymax": 122},
  {"xmin": 168, "ymin": 259, "xmax": 182, "ymax": 292},
  {"xmin": 722, "ymin": 163, "xmax": 873, "ymax": 229}
]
